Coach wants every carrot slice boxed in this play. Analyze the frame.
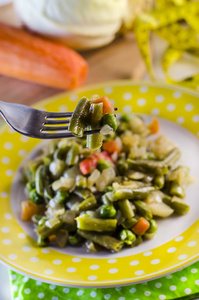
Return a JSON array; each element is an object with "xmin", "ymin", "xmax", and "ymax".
[
  {"xmin": 90, "ymin": 96, "xmax": 114, "ymax": 115},
  {"xmin": 0, "ymin": 23, "xmax": 88, "ymax": 89},
  {"xmin": 147, "ymin": 118, "xmax": 159, "ymax": 134},
  {"xmin": 21, "ymin": 200, "xmax": 41, "ymax": 222},
  {"xmin": 102, "ymin": 140, "xmax": 121, "ymax": 155},
  {"xmin": 132, "ymin": 217, "xmax": 150, "ymax": 236},
  {"xmin": 79, "ymin": 151, "xmax": 112, "ymax": 175}
]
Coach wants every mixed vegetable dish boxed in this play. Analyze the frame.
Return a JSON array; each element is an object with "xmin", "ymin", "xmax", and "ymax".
[{"xmin": 21, "ymin": 95, "xmax": 191, "ymax": 253}]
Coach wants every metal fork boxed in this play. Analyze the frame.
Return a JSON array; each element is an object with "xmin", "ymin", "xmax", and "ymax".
[{"xmin": 0, "ymin": 100, "xmax": 117, "ymax": 139}]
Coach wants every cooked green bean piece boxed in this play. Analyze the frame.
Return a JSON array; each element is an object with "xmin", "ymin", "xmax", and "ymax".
[
  {"xmin": 134, "ymin": 200, "xmax": 153, "ymax": 220},
  {"xmin": 65, "ymin": 142, "xmax": 80, "ymax": 166},
  {"xmin": 100, "ymin": 204, "xmax": 117, "ymax": 218},
  {"xmin": 97, "ymin": 160, "xmax": 112, "ymax": 172},
  {"xmin": 118, "ymin": 199, "xmax": 134, "ymax": 220},
  {"xmin": 78, "ymin": 195, "xmax": 97, "ymax": 212},
  {"xmin": 130, "ymin": 235, "xmax": 142, "ymax": 248},
  {"xmin": 154, "ymin": 174, "xmax": 165, "ymax": 189},
  {"xmin": 86, "ymin": 130, "xmax": 103, "ymax": 150},
  {"xmin": 127, "ymin": 158, "xmax": 168, "ymax": 175},
  {"xmin": 76, "ymin": 216, "xmax": 117, "ymax": 232},
  {"xmin": 101, "ymin": 113, "xmax": 118, "ymax": 131},
  {"xmin": 111, "ymin": 186, "xmax": 155, "ymax": 202},
  {"xmin": 122, "ymin": 217, "xmax": 138, "ymax": 229},
  {"xmin": 74, "ymin": 188, "xmax": 92, "ymax": 199},
  {"xmin": 32, "ymin": 214, "xmax": 44, "ymax": 225},
  {"xmin": 37, "ymin": 235, "xmax": 48, "ymax": 247},
  {"xmin": 119, "ymin": 229, "xmax": 136, "ymax": 245},
  {"xmin": 101, "ymin": 194, "xmax": 112, "ymax": 205},
  {"xmin": 49, "ymin": 160, "xmax": 65, "ymax": 178},
  {"xmin": 76, "ymin": 175, "xmax": 87, "ymax": 188},
  {"xmin": 37, "ymin": 220, "xmax": 63, "ymax": 239},
  {"xmin": 77, "ymin": 230, "xmax": 124, "ymax": 252},
  {"xmin": 35, "ymin": 165, "xmax": 45, "ymax": 196},
  {"xmin": 170, "ymin": 181, "xmax": 184, "ymax": 198},
  {"xmin": 86, "ymin": 102, "xmax": 103, "ymax": 150},
  {"xmin": 163, "ymin": 196, "xmax": 189, "ymax": 215},
  {"xmin": 146, "ymin": 219, "xmax": 158, "ymax": 233},
  {"xmin": 68, "ymin": 97, "xmax": 91, "ymax": 137}
]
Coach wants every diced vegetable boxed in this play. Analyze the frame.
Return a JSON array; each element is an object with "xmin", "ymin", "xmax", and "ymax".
[
  {"xmin": 102, "ymin": 140, "xmax": 121, "ymax": 155},
  {"xmin": 90, "ymin": 96, "xmax": 115, "ymax": 115},
  {"xmin": 132, "ymin": 217, "xmax": 150, "ymax": 236},
  {"xmin": 147, "ymin": 118, "xmax": 159, "ymax": 134},
  {"xmin": 21, "ymin": 200, "xmax": 43, "ymax": 222}
]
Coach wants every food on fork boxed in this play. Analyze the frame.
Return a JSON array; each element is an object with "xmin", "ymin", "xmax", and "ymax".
[{"xmin": 21, "ymin": 95, "xmax": 191, "ymax": 253}]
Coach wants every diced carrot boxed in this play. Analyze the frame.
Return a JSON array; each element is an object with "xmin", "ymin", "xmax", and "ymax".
[
  {"xmin": 102, "ymin": 140, "xmax": 121, "ymax": 155},
  {"xmin": 147, "ymin": 118, "xmax": 159, "ymax": 134},
  {"xmin": 79, "ymin": 151, "xmax": 112, "ymax": 175},
  {"xmin": 21, "ymin": 200, "xmax": 41, "ymax": 222},
  {"xmin": 48, "ymin": 235, "xmax": 56, "ymax": 243},
  {"xmin": 132, "ymin": 217, "xmax": 150, "ymax": 236},
  {"xmin": 0, "ymin": 23, "xmax": 88, "ymax": 89},
  {"xmin": 90, "ymin": 96, "xmax": 114, "ymax": 115}
]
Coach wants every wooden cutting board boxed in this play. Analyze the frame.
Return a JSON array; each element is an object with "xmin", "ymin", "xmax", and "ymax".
[{"xmin": 0, "ymin": 4, "xmax": 148, "ymax": 106}]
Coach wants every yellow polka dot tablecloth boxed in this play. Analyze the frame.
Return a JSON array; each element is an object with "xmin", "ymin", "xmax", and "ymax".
[{"xmin": 0, "ymin": 81, "xmax": 199, "ymax": 299}]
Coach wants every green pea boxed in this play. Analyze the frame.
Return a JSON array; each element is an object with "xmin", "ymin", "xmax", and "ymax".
[
  {"xmin": 119, "ymin": 229, "xmax": 136, "ymax": 245},
  {"xmin": 120, "ymin": 114, "xmax": 131, "ymax": 123},
  {"xmin": 29, "ymin": 189, "xmax": 44, "ymax": 205},
  {"xmin": 101, "ymin": 113, "xmax": 118, "ymax": 131},
  {"xmin": 100, "ymin": 204, "xmax": 117, "ymax": 218},
  {"xmin": 97, "ymin": 160, "xmax": 112, "ymax": 172},
  {"xmin": 146, "ymin": 219, "xmax": 158, "ymax": 234},
  {"xmin": 26, "ymin": 181, "xmax": 35, "ymax": 192},
  {"xmin": 56, "ymin": 190, "xmax": 69, "ymax": 204},
  {"xmin": 68, "ymin": 233, "xmax": 82, "ymax": 246}
]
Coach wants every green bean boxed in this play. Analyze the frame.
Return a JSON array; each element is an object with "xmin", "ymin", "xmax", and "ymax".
[
  {"xmin": 35, "ymin": 165, "xmax": 45, "ymax": 196},
  {"xmin": 76, "ymin": 216, "xmax": 117, "ymax": 232},
  {"xmin": 49, "ymin": 159, "xmax": 65, "ymax": 178},
  {"xmin": 110, "ymin": 186, "xmax": 155, "ymax": 201},
  {"xmin": 85, "ymin": 240, "xmax": 98, "ymax": 252},
  {"xmin": 68, "ymin": 97, "xmax": 91, "ymax": 137},
  {"xmin": 154, "ymin": 174, "xmax": 165, "ymax": 189},
  {"xmin": 31, "ymin": 214, "xmax": 44, "ymax": 225},
  {"xmin": 118, "ymin": 199, "xmax": 134, "ymax": 219},
  {"xmin": 78, "ymin": 195, "xmax": 97, "ymax": 212},
  {"xmin": 162, "ymin": 196, "xmax": 189, "ymax": 215},
  {"xmin": 86, "ymin": 131, "xmax": 103, "ymax": 150},
  {"xmin": 122, "ymin": 217, "xmax": 138, "ymax": 229},
  {"xmin": 74, "ymin": 188, "xmax": 92, "ymax": 199},
  {"xmin": 146, "ymin": 219, "xmax": 158, "ymax": 233},
  {"xmin": 86, "ymin": 102, "xmax": 103, "ymax": 149},
  {"xmin": 65, "ymin": 142, "xmax": 80, "ymax": 166},
  {"xmin": 130, "ymin": 236, "xmax": 142, "ymax": 248},
  {"xmin": 77, "ymin": 230, "xmax": 124, "ymax": 252},
  {"xmin": 100, "ymin": 204, "xmax": 117, "ymax": 218},
  {"xmin": 170, "ymin": 181, "xmax": 184, "ymax": 198},
  {"xmin": 37, "ymin": 220, "xmax": 63, "ymax": 239},
  {"xmin": 119, "ymin": 229, "xmax": 136, "ymax": 245},
  {"xmin": 76, "ymin": 175, "xmax": 87, "ymax": 188},
  {"xmin": 101, "ymin": 113, "xmax": 118, "ymax": 131},
  {"xmin": 101, "ymin": 194, "xmax": 112, "ymax": 205},
  {"xmin": 134, "ymin": 200, "xmax": 153, "ymax": 220},
  {"xmin": 97, "ymin": 160, "xmax": 112, "ymax": 172},
  {"xmin": 37, "ymin": 235, "xmax": 48, "ymax": 247}
]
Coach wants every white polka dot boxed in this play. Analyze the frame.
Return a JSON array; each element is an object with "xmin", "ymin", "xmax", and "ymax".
[
  {"xmin": 151, "ymin": 108, "xmax": 160, "ymax": 115},
  {"xmin": 167, "ymin": 104, "xmax": 176, "ymax": 111},
  {"xmin": 166, "ymin": 274, "xmax": 172, "ymax": 279},
  {"xmin": 41, "ymin": 249, "xmax": 50, "ymax": 253},
  {"xmin": 1, "ymin": 157, "xmax": 10, "ymax": 164},
  {"xmin": 104, "ymin": 294, "xmax": 111, "ymax": 299},
  {"xmin": 63, "ymin": 288, "xmax": 70, "ymax": 293},
  {"xmin": 123, "ymin": 92, "xmax": 132, "ymax": 100},
  {"xmin": 14, "ymin": 297, "xmax": 20, "ymax": 300},
  {"xmin": 178, "ymin": 254, "xmax": 187, "ymax": 260},
  {"xmin": 20, "ymin": 136, "xmax": 29, "ymax": 142},
  {"xmin": 72, "ymin": 258, "xmax": 81, "ymax": 262},
  {"xmin": 155, "ymin": 95, "xmax": 164, "ymax": 102},
  {"xmin": 177, "ymin": 116, "xmax": 185, "ymax": 124},
  {"xmin": 135, "ymin": 270, "xmax": 144, "ymax": 275},
  {"xmin": 175, "ymin": 236, "xmax": 184, "ymax": 242},
  {"xmin": 191, "ymin": 268, "xmax": 198, "ymax": 273},
  {"xmin": 143, "ymin": 251, "xmax": 152, "ymax": 256},
  {"xmin": 4, "ymin": 213, "xmax": 12, "ymax": 220},
  {"xmin": 18, "ymin": 233, "xmax": 26, "ymax": 239},
  {"xmin": 70, "ymin": 94, "xmax": 78, "ymax": 102},
  {"xmin": 67, "ymin": 267, "xmax": 76, "ymax": 273},
  {"xmin": 130, "ymin": 260, "xmax": 139, "ymax": 266},
  {"xmin": 129, "ymin": 287, "xmax": 136, "ymax": 293},
  {"xmin": 6, "ymin": 169, "xmax": 14, "ymax": 176},
  {"xmin": 9, "ymin": 254, "xmax": 17, "ymax": 260},
  {"xmin": 140, "ymin": 86, "xmax": 148, "ymax": 93},
  {"xmin": 137, "ymin": 98, "xmax": 146, "ymax": 106},
  {"xmin": 123, "ymin": 105, "xmax": 132, "ymax": 113},
  {"xmin": 159, "ymin": 295, "xmax": 166, "ymax": 300},
  {"xmin": 90, "ymin": 291, "xmax": 97, "ymax": 298},
  {"xmin": 151, "ymin": 259, "xmax": 160, "ymax": 265},
  {"xmin": 49, "ymin": 284, "xmax": 56, "ymax": 290},
  {"xmin": 185, "ymin": 104, "xmax": 193, "ymax": 111},
  {"xmin": 118, "ymin": 297, "xmax": 125, "ymax": 300},
  {"xmin": 3, "ymin": 239, "xmax": 11, "ymax": 245},
  {"xmin": 144, "ymin": 291, "xmax": 151, "ymax": 296},
  {"xmin": 104, "ymin": 87, "xmax": 113, "ymax": 94},
  {"xmin": 12, "ymin": 285, "xmax": 18, "ymax": 292},
  {"xmin": 1, "ymin": 227, "xmax": 10, "ymax": 233},
  {"xmin": 88, "ymin": 275, "xmax": 97, "ymax": 281},
  {"xmin": 184, "ymin": 288, "xmax": 191, "ymax": 294},
  {"xmin": 18, "ymin": 149, "xmax": 27, "ymax": 157},
  {"xmin": 22, "ymin": 246, "xmax": 31, "ymax": 252},
  {"xmin": 1, "ymin": 192, "xmax": 8, "ymax": 198},
  {"xmin": 170, "ymin": 285, "xmax": 176, "ymax": 291},
  {"xmin": 4, "ymin": 142, "xmax": 13, "ymax": 149},
  {"xmin": 108, "ymin": 268, "xmax": 118, "ymax": 274},
  {"xmin": 188, "ymin": 241, "xmax": 197, "ymax": 247},
  {"xmin": 59, "ymin": 105, "xmax": 68, "ymax": 112},
  {"xmin": 155, "ymin": 283, "xmax": 162, "ymax": 288},
  {"xmin": 90, "ymin": 265, "xmax": 99, "ymax": 270},
  {"xmin": 52, "ymin": 297, "xmax": 58, "ymax": 300},
  {"xmin": 38, "ymin": 293, "xmax": 45, "ymax": 299},
  {"xmin": 36, "ymin": 281, "xmax": 42, "ymax": 286},
  {"xmin": 195, "ymin": 280, "xmax": 199, "ymax": 285},
  {"xmin": 76, "ymin": 290, "xmax": 84, "ymax": 296},
  {"xmin": 193, "ymin": 115, "xmax": 199, "ymax": 122},
  {"xmin": 24, "ymin": 288, "xmax": 31, "ymax": 294},
  {"xmin": 11, "ymin": 274, "xmax": 17, "ymax": 280},
  {"xmin": 44, "ymin": 269, "xmax": 53, "ymax": 275},
  {"xmin": 173, "ymin": 91, "xmax": 182, "ymax": 98},
  {"xmin": 108, "ymin": 259, "xmax": 117, "ymax": 263},
  {"xmin": 31, "ymin": 257, "xmax": 39, "ymax": 262},
  {"xmin": 115, "ymin": 287, "xmax": 122, "ymax": 291},
  {"xmin": 167, "ymin": 247, "xmax": 176, "ymax": 253},
  {"xmin": 181, "ymin": 276, "xmax": 187, "ymax": 282},
  {"xmin": 53, "ymin": 259, "xmax": 62, "ymax": 265},
  {"xmin": 22, "ymin": 276, "xmax": 29, "ymax": 283}
]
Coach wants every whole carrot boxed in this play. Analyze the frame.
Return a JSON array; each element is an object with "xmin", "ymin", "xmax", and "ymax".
[{"xmin": 0, "ymin": 23, "xmax": 88, "ymax": 89}]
